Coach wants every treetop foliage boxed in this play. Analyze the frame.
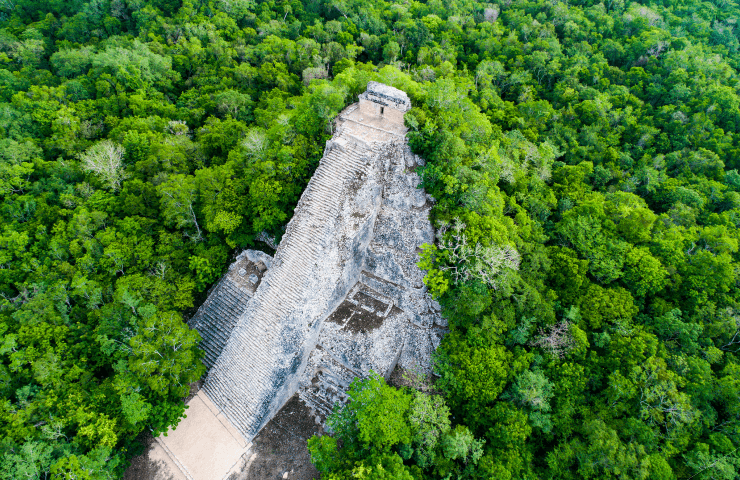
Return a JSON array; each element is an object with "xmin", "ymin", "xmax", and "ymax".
[{"xmin": 1, "ymin": 0, "xmax": 739, "ymax": 477}]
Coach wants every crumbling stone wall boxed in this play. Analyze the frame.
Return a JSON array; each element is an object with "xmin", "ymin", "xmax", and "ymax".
[{"xmin": 192, "ymin": 82, "xmax": 446, "ymax": 441}]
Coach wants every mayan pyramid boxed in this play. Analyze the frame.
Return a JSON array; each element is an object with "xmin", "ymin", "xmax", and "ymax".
[{"xmin": 191, "ymin": 82, "xmax": 447, "ymax": 441}]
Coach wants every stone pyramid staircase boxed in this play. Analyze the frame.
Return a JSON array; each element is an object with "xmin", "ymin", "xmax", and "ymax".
[
  {"xmin": 189, "ymin": 278, "xmax": 253, "ymax": 370},
  {"xmin": 203, "ymin": 138, "xmax": 374, "ymax": 438}
]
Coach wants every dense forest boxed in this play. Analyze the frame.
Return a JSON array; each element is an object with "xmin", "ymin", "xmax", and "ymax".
[{"xmin": 0, "ymin": 0, "xmax": 739, "ymax": 478}]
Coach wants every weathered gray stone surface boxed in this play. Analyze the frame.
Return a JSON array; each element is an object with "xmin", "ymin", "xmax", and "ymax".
[
  {"xmin": 297, "ymin": 137, "xmax": 445, "ymax": 419},
  {"xmin": 188, "ymin": 250, "xmax": 273, "ymax": 370},
  {"xmin": 191, "ymin": 83, "xmax": 446, "ymax": 442}
]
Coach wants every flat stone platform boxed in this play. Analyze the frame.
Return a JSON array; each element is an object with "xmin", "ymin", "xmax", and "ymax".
[{"xmin": 155, "ymin": 391, "xmax": 251, "ymax": 480}]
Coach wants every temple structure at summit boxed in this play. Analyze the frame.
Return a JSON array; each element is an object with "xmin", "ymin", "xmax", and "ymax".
[{"xmin": 157, "ymin": 82, "xmax": 447, "ymax": 480}]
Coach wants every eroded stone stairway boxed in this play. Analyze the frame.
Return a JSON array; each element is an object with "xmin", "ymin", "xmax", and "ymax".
[{"xmin": 203, "ymin": 137, "xmax": 381, "ymax": 437}]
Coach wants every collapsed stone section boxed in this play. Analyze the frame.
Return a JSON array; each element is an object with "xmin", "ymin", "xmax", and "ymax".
[{"xmin": 194, "ymin": 83, "xmax": 446, "ymax": 441}]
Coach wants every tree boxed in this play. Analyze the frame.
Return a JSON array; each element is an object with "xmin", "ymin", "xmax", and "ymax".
[
  {"xmin": 0, "ymin": 442, "xmax": 54, "ymax": 480},
  {"xmin": 4, "ymin": 0, "xmax": 740, "ymax": 476},
  {"xmin": 407, "ymin": 392, "xmax": 451, "ymax": 467},
  {"xmin": 578, "ymin": 284, "xmax": 637, "ymax": 329},
  {"xmin": 547, "ymin": 247, "xmax": 589, "ymax": 304},
  {"xmin": 50, "ymin": 46, "xmax": 95, "ymax": 78},
  {"xmin": 91, "ymin": 40, "xmax": 175, "ymax": 90},
  {"xmin": 156, "ymin": 174, "xmax": 203, "ymax": 241},
  {"xmin": 213, "ymin": 89, "xmax": 254, "ymax": 122},
  {"xmin": 623, "ymin": 247, "xmax": 667, "ymax": 297},
  {"xmin": 439, "ymin": 424, "xmax": 485, "ymax": 463},
  {"xmin": 507, "ymin": 370, "xmax": 555, "ymax": 432},
  {"xmin": 420, "ymin": 218, "xmax": 521, "ymax": 297},
  {"xmin": 0, "ymin": 139, "xmax": 38, "ymax": 196},
  {"xmin": 292, "ymin": 81, "xmax": 346, "ymax": 136},
  {"xmin": 530, "ymin": 320, "xmax": 580, "ymax": 359},
  {"xmin": 436, "ymin": 330, "xmax": 515, "ymax": 428},
  {"xmin": 78, "ymin": 140, "xmax": 127, "ymax": 191},
  {"xmin": 309, "ymin": 373, "xmax": 414, "ymax": 475},
  {"xmin": 128, "ymin": 308, "xmax": 205, "ymax": 399},
  {"xmin": 383, "ymin": 41, "xmax": 400, "ymax": 63},
  {"xmin": 322, "ymin": 452, "xmax": 419, "ymax": 480},
  {"xmin": 340, "ymin": 372, "xmax": 413, "ymax": 451}
]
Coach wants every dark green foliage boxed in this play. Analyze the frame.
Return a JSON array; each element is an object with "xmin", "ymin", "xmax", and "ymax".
[
  {"xmin": 308, "ymin": 374, "xmax": 472, "ymax": 479},
  {"xmin": 2, "ymin": 0, "xmax": 740, "ymax": 477}
]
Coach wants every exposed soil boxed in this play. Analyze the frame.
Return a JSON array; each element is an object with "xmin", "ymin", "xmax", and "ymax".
[
  {"xmin": 122, "ymin": 432, "xmax": 163, "ymax": 480},
  {"xmin": 388, "ymin": 364, "xmax": 414, "ymax": 389},
  {"xmin": 343, "ymin": 305, "xmax": 385, "ymax": 334},
  {"xmin": 231, "ymin": 395, "xmax": 322, "ymax": 480},
  {"xmin": 325, "ymin": 300, "xmax": 355, "ymax": 325},
  {"xmin": 388, "ymin": 364, "xmax": 441, "ymax": 394},
  {"xmin": 184, "ymin": 379, "xmax": 203, "ymax": 404}
]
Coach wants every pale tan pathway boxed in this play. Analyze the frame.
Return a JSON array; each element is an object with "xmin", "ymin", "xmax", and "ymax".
[{"xmin": 151, "ymin": 391, "xmax": 251, "ymax": 480}]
